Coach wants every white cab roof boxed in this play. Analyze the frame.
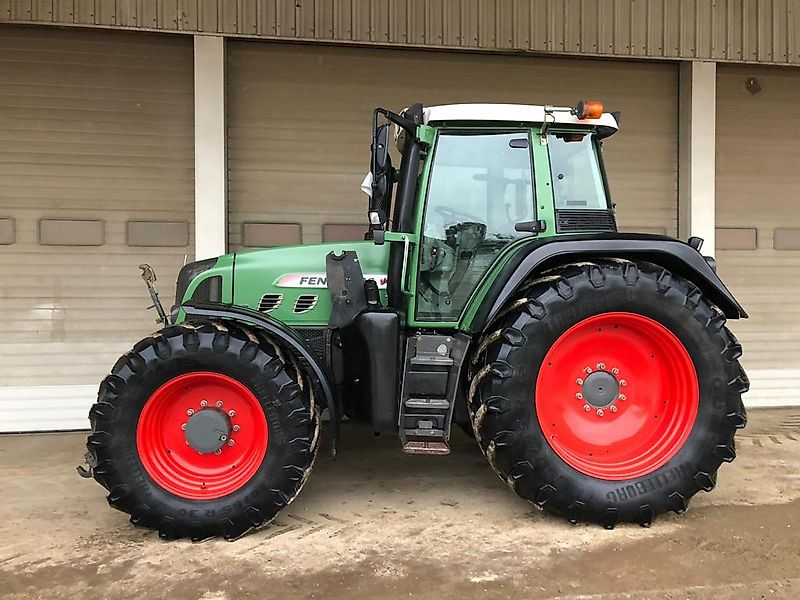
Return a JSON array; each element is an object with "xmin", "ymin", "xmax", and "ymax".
[{"xmin": 423, "ymin": 103, "xmax": 618, "ymax": 130}]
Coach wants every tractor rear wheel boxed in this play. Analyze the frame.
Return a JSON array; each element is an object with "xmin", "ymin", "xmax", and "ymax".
[
  {"xmin": 469, "ymin": 261, "xmax": 747, "ymax": 528},
  {"xmin": 86, "ymin": 321, "xmax": 319, "ymax": 540}
]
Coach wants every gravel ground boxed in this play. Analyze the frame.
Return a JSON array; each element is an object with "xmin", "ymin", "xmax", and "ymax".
[{"xmin": 1, "ymin": 407, "xmax": 799, "ymax": 600}]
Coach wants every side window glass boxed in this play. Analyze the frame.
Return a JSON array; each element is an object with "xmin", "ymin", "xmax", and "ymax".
[
  {"xmin": 416, "ymin": 132, "xmax": 534, "ymax": 322},
  {"xmin": 548, "ymin": 132, "xmax": 608, "ymax": 210}
]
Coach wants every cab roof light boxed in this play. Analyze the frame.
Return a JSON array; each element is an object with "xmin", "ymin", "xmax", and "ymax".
[{"xmin": 573, "ymin": 100, "xmax": 604, "ymax": 120}]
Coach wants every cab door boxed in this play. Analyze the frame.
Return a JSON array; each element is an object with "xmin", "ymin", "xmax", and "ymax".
[{"xmin": 409, "ymin": 129, "xmax": 537, "ymax": 326}]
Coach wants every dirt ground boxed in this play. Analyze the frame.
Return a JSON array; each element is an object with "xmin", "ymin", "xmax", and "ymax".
[{"xmin": 1, "ymin": 408, "xmax": 798, "ymax": 600}]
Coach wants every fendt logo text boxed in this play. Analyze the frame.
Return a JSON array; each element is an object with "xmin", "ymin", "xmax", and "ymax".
[{"xmin": 276, "ymin": 273, "xmax": 388, "ymax": 289}]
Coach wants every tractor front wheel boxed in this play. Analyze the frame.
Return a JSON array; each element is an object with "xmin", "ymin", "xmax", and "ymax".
[
  {"xmin": 469, "ymin": 261, "xmax": 747, "ymax": 528},
  {"xmin": 86, "ymin": 321, "xmax": 319, "ymax": 540}
]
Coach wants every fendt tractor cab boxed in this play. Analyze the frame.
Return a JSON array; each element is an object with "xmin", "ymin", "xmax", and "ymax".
[{"xmin": 80, "ymin": 102, "xmax": 748, "ymax": 540}]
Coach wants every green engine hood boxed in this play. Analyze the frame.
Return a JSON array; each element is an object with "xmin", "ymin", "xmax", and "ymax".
[{"xmin": 231, "ymin": 241, "xmax": 390, "ymax": 327}]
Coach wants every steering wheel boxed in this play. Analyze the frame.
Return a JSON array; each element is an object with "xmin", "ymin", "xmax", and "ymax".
[{"xmin": 436, "ymin": 205, "xmax": 483, "ymax": 226}]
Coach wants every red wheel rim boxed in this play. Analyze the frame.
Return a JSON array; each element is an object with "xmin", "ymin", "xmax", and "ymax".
[
  {"xmin": 136, "ymin": 372, "xmax": 268, "ymax": 500},
  {"xmin": 535, "ymin": 312, "xmax": 698, "ymax": 480}
]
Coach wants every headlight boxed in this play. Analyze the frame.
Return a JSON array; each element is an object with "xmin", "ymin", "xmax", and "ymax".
[{"xmin": 175, "ymin": 258, "xmax": 217, "ymax": 305}]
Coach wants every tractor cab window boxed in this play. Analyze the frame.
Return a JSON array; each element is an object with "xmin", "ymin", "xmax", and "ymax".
[
  {"xmin": 548, "ymin": 132, "xmax": 609, "ymax": 210},
  {"xmin": 416, "ymin": 131, "xmax": 534, "ymax": 322}
]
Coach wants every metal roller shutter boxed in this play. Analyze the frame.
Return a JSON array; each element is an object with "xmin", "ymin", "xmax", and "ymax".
[
  {"xmin": 0, "ymin": 26, "xmax": 194, "ymax": 431},
  {"xmin": 716, "ymin": 65, "xmax": 800, "ymax": 407},
  {"xmin": 226, "ymin": 43, "xmax": 678, "ymax": 246}
]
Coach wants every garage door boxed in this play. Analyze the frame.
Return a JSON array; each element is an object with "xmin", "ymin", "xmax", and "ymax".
[
  {"xmin": 0, "ymin": 27, "xmax": 194, "ymax": 431},
  {"xmin": 226, "ymin": 43, "xmax": 678, "ymax": 247},
  {"xmin": 716, "ymin": 65, "xmax": 800, "ymax": 407}
]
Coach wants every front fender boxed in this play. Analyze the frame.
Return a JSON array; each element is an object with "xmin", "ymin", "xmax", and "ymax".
[
  {"xmin": 466, "ymin": 233, "xmax": 747, "ymax": 333},
  {"xmin": 181, "ymin": 301, "xmax": 339, "ymax": 457}
]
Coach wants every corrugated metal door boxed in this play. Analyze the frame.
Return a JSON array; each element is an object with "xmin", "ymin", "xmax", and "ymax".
[
  {"xmin": 716, "ymin": 65, "xmax": 800, "ymax": 407},
  {"xmin": 0, "ymin": 26, "xmax": 194, "ymax": 431},
  {"xmin": 227, "ymin": 43, "xmax": 678, "ymax": 246}
]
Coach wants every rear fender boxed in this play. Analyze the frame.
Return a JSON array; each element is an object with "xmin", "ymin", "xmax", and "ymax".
[
  {"xmin": 181, "ymin": 301, "xmax": 339, "ymax": 456},
  {"xmin": 467, "ymin": 233, "xmax": 747, "ymax": 333}
]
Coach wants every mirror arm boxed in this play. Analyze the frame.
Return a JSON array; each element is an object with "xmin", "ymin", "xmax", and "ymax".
[{"xmin": 375, "ymin": 107, "xmax": 418, "ymax": 134}]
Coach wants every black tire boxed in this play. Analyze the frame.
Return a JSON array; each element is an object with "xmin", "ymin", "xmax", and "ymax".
[
  {"xmin": 469, "ymin": 260, "xmax": 748, "ymax": 528},
  {"xmin": 86, "ymin": 321, "xmax": 319, "ymax": 541}
]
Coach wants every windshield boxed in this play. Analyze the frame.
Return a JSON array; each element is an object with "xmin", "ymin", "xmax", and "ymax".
[
  {"xmin": 416, "ymin": 131, "xmax": 534, "ymax": 322},
  {"xmin": 548, "ymin": 132, "xmax": 609, "ymax": 210}
]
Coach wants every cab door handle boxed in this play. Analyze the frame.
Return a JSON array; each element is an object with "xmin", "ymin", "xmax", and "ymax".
[{"xmin": 514, "ymin": 220, "xmax": 547, "ymax": 234}]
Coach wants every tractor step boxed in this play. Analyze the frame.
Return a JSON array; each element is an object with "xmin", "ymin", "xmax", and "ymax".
[
  {"xmin": 403, "ymin": 427, "xmax": 445, "ymax": 438},
  {"xmin": 398, "ymin": 333, "xmax": 469, "ymax": 453},
  {"xmin": 402, "ymin": 440, "xmax": 450, "ymax": 455},
  {"xmin": 405, "ymin": 397, "xmax": 450, "ymax": 409},
  {"xmin": 410, "ymin": 355, "xmax": 454, "ymax": 367}
]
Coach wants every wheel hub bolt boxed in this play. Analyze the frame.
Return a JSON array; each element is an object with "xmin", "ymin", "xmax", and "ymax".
[
  {"xmin": 611, "ymin": 368, "xmax": 619, "ymax": 375},
  {"xmin": 219, "ymin": 434, "xmax": 227, "ymax": 442},
  {"xmin": 596, "ymin": 362, "xmax": 606, "ymax": 370},
  {"xmin": 232, "ymin": 424, "xmax": 240, "ymax": 432},
  {"xmin": 216, "ymin": 400, "xmax": 224, "ymax": 408},
  {"xmin": 214, "ymin": 449, "xmax": 222, "ymax": 455},
  {"xmin": 610, "ymin": 405, "xmax": 618, "ymax": 413},
  {"xmin": 228, "ymin": 439, "xmax": 235, "ymax": 446},
  {"xmin": 584, "ymin": 367, "xmax": 593, "ymax": 374},
  {"xmin": 186, "ymin": 409, "xmax": 194, "ymax": 416},
  {"xmin": 576, "ymin": 392, "xmax": 584, "ymax": 400},
  {"xmin": 576, "ymin": 378, "xmax": 584, "ymax": 385},
  {"xmin": 228, "ymin": 410, "xmax": 236, "ymax": 417},
  {"xmin": 583, "ymin": 404, "xmax": 591, "ymax": 412},
  {"xmin": 200, "ymin": 400, "xmax": 208, "ymax": 408},
  {"xmin": 619, "ymin": 379, "xmax": 627, "ymax": 387},
  {"xmin": 596, "ymin": 408, "xmax": 605, "ymax": 417},
  {"xmin": 181, "ymin": 423, "xmax": 187, "ymax": 430},
  {"xmin": 619, "ymin": 394, "xmax": 627, "ymax": 401}
]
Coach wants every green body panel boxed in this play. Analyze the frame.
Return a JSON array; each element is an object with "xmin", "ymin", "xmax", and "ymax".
[
  {"xmin": 185, "ymin": 254, "xmax": 235, "ymax": 303},
  {"xmin": 184, "ymin": 242, "xmax": 390, "ymax": 327},
  {"xmin": 178, "ymin": 122, "xmax": 611, "ymax": 333},
  {"xmin": 531, "ymin": 130, "xmax": 560, "ymax": 241},
  {"xmin": 416, "ymin": 124, "xmax": 436, "ymax": 146}
]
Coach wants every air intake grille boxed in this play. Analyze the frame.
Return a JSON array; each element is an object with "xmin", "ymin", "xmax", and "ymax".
[
  {"xmin": 556, "ymin": 209, "xmax": 617, "ymax": 233},
  {"xmin": 258, "ymin": 293, "xmax": 283, "ymax": 312},
  {"xmin": 293, "ymin": 294, "xmax": 319, "ymax": 314}
]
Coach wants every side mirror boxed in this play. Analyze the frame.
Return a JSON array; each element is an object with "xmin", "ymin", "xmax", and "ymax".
[
  {"xmin": 366, "ymin": 106, "xmax": 418, "ymax": 245},
  {"xmin": 368, "ymin": 124, "xmax": 393, "ymax": 239}
]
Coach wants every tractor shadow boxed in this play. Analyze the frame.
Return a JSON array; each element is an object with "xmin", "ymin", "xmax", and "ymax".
[{"xmin": 271, "ymin": 421, "xmax": 550, "ymax": 531}]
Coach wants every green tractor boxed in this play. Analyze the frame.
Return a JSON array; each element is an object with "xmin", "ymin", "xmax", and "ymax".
[{"xmin": 81, "ymin": 101, "xmax": 748, "ymax": 539}]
